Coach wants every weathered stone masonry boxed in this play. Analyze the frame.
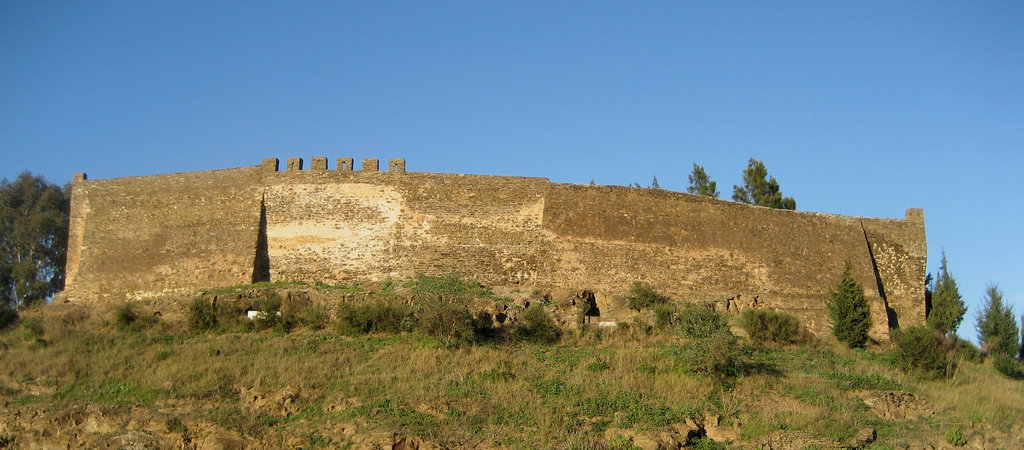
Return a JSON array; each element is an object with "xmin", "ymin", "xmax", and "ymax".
[{"xmin": 61, "ymin": 158, "xmax": 927, "ymax": 339}]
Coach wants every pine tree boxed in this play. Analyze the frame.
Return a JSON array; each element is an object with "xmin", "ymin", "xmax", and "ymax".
[
  {"xmin": 686, "ymin": 164, "xmax": 719, "ymax": 198},
  {"xmin": 926, "ymin": 252, "xmax": 966, "ymax": 337},
  {"xmin": 651, "ymin": 175, "xmax": 660, "ymax": 189},
  {"xmin": 732, "ymin": 158, "xmax": 796, "ymax": 210},
  {"xmin": 976, "ymin": 284, "xmax": 1019, "ymax": 357},
  {"xmin": 826, "ymin": 261, "xmax": 871, "ymax": 348}
]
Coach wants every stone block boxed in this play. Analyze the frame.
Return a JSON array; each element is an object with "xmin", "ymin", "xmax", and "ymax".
[
  {"xmin": 311, "ymin": 157, "xmax": 328, "ymax": 171},
  {"xmin": 337, "ymin": 157, "xmax": 354, "ymax": 171}
]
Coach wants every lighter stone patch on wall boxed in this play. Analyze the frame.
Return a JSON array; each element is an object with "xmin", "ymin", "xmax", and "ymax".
[{"xmin": 264, "ymin": 183, "xmax": 405, "ymax": 283}]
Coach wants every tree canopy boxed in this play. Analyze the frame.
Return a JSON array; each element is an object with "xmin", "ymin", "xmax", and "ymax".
[
  {"xmin": 0, "ymin": 172, "xmax": 69, "ymax": 310},
  {"xmin": 732, "ymin": 158, "xmax": 796, "ymax": 210},
  {"xmin": 686, "ymin": 164, "xmax": 719, "ymax": 198},
  {"xmin": 926, "ymin": 252, "xmax": 966, "ymax": 337}
]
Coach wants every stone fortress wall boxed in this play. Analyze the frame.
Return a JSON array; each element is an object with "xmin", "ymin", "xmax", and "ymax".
[{"xmin": 62, "ymin": 158, "xmax": 927, "ymax": 339}]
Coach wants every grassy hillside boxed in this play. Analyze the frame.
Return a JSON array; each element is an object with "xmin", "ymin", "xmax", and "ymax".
[{"xmin": 1, "ymin": 281, "xmax": 1022, "ymax": 449}]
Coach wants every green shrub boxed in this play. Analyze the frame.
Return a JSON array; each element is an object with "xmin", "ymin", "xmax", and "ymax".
[
  {"xmin": 666, "ymin": 329, "xmax": 744, "ymax": 378},
  {"xmin": 114, "ymin": 303, "xmax": 138, "ymax": 330},
  {"xmin": 417, "ymin": 302, "xmax": 476, "ymax": 348},
  {"xmin": 114, "ymin": 302, "xmax": 157, "ymax": 333},
  {"xmin": 188, "ymin": 298, "xmax": 218, "ymax": 332},
  {"xmin": 335, "ymin": 299, "xmax": 415, "ymax": 335},
  {"xmin": 408, "ymin": 273, "xmax": 493, "ymax": 347},
  {"xmin": 949, "ymin": 336, "xmax": 982, "ymax": 363},
  {"xmin": 894, "ymin": 325, "xmax": 948, "ymax": 378},
  {"xmin": 944, "ymin": 426, "xmax": 967, "ymax": 446},
  {"xmin": 22, "ymin": 316, "xmax": 44, "ymax": 339},
  {"xmin": 299, "ymin": 304, "xmax": 330, "ymax": 330},
  {"xmin": 652, "ymin": 304, "xmax": 675, "ymax": 329},
  {"xmin": 676, "ymin": 306, "xmax": 729, "ymax": 339},
  {"xmin": 826, "ymin": 261, "xmax": 871, "ymax": 348},
  {"xmin": 993, "ymin": 354, "xmax": 1024, "ymax": 379},
  {"xmin": 188, "ymin": 297, "xmax": 251, "ymax": 333},
  {"xmin": 471, "ymin": 310, "xmax": 497, "ymax": 341},
  {"xmin": 626, "ymin": 282, "xmax": 668, "ymax": 311},
  {"xmin": 740, "ymin": 309, "xmax": 802, "ymax": 345},
  {"xmin": 514, "ymin": 306, "xmax": 562, "ymax": 345}
]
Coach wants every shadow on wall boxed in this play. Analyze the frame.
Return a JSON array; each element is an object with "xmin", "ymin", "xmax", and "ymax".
[{"xmin": 253, "ymin": 200, "xmax": 271, "ymax": 283}]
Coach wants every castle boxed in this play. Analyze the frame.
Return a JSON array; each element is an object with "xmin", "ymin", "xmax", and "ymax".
[{"xmin": 62, "ymin": 157, "xmax": 927, "ymax": 339}]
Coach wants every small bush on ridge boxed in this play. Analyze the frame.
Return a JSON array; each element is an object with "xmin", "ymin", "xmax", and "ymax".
[
  {"xmin": 894, "ymin": 325, "xmax": 948, "ymax": 379},
  {"xmin": 676, "ymin": 306, "xmax": 729, "ymax": 339},
  {"xmin": 188, "ymin": 298, "xmax": 218, "ymax": 331},
  {"xmin": 471, "ymin": 310, "xmax": 497, "ymax": 341},
  {"xmin": 417, "ymin": 301, "xmax": 476, "ymax": 348},
  {"xmin": 944, "ymin": 426, "xmax": 967, "ymax": 446},
  {"xmin": 514, "ymin": 306, "xmax": 561, "ymax": 344},
  {"xmin": 22, "ymin": 316, "xmax": 44, "ymax": 339},
  {"xmin": 993, "ymin": 354, "xmax": 1024, "ymax": 379},
  {"xmin": 188, "ymin": 297, "xmax": 251, "ymax": 333},
  {"xmin": 299, "ymin": 304, "xmax": 330, "ymax": 330},
  {"xmin": 114, "ymin": 302, "xmax": 157, "ymax": 333},
  {"xmin": 410, "ymin": 273, "xmax": 489, "ymax": 347},
  {"xmin": 626, "ymin": 282, "xmax": 668, "ymax": 311},
  {"xmin": 741, "ymin": 309, "xmax": 802, "ymax": 345},
  {"xmin": 335, "ymin": 299, "xmax": 415, "ymax": 335},
  {"xmin": 666, "ymin": 329, "xmax": 744, "ymax": 378},
  {"xmin": 652, "ymin": 304, "xmax": 675, "ymax": 329}
]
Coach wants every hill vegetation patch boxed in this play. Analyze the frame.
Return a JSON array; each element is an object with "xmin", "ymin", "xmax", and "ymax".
[{"xmin": 1, "ymin": 278, "xmax": 1022, "ymax": 448}]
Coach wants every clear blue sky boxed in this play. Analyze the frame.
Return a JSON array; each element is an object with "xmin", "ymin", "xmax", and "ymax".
[{"xmin": 2, "ymin": 1, "xmax": 1022, "ymax": 339}]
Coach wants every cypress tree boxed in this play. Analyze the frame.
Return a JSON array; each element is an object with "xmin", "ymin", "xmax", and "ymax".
[
  {"xmin": 826, "ymin": 261, "xmax": 871, "ymax": 348},
  {"xmin": 926, "ymin": 252, "xmax": 966, "ymax": 337},
  {"xmin": 976, "ymin": 284, "xmax": 1018, "ymax": 357}
]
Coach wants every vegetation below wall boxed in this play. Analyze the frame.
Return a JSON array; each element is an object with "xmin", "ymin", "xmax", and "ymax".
[{"xmin": 1, "ymin": 278, "xmax": 1022, "ymax": 449}]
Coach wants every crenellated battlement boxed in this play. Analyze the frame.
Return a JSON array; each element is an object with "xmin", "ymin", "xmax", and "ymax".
[{"xmin": 260, "ymin": 157, "xmax": 407, "ymax": 173}]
